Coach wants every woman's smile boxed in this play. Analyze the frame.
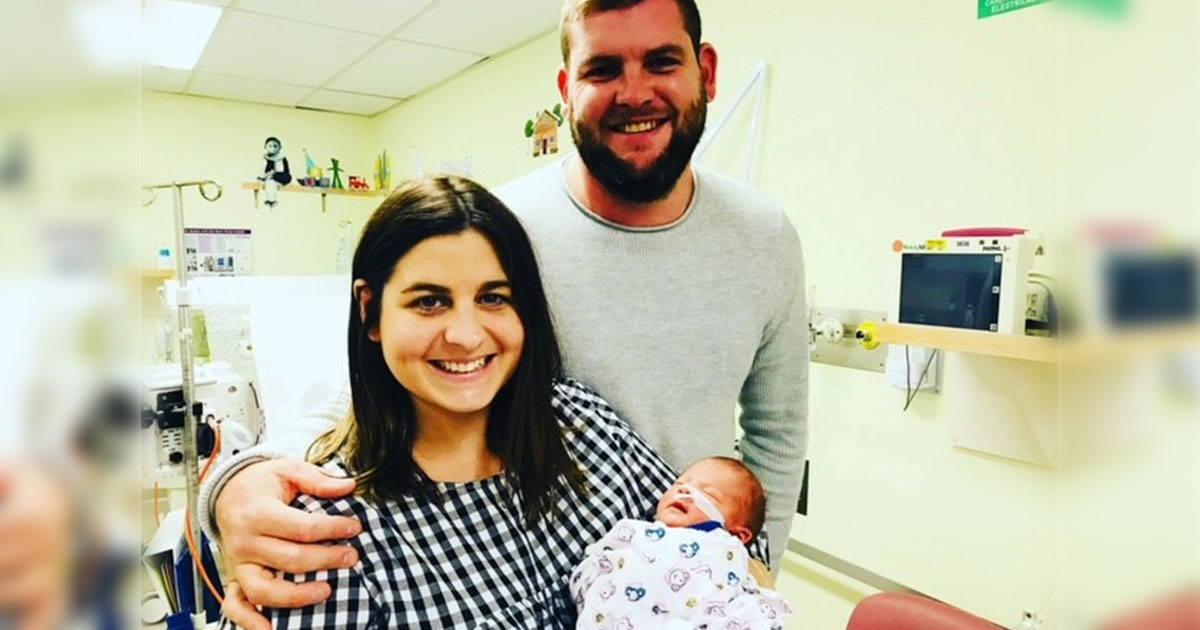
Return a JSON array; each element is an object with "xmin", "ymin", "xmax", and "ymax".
[{"xmin": 428, "ymin": 354, "xmax": 496, "ymax": 377}]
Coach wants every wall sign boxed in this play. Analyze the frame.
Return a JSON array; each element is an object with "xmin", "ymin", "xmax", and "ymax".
[
  {"xmin": 978, "ymin": 0, "xmax": 1049, "ymax": 19},
  {"xmin": 185, "ymin": 228, "xmax": 253, "ymax": 276}
]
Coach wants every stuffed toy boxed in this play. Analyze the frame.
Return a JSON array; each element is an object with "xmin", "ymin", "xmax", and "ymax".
[{"xmin": 258, "ymin": 136, "xmax": 292, "ymax": 207}]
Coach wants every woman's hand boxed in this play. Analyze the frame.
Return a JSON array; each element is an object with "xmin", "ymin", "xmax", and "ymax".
[{"xmin": 215, "ymin": 459, "xmax": 361, "ymax": 628}]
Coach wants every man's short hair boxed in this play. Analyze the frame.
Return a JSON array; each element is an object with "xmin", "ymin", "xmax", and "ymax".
[
  {"xmin": 559, "ymin": 0, "xmax": 702, "ymax": 65},
  {"xmin": 709, "ymin": 456, "xmax": 766, "ymax": 539}
]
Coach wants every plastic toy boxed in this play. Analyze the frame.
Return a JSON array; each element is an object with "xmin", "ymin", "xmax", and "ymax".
[
  {"xmin": 329, "ymin": 158, "xmax": 344, "ymax": 190},
  {"xmin": 257, "ymin": 136, "xmax": 292, "ymax": 207}
]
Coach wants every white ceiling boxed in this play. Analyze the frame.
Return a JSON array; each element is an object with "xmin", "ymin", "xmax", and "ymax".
[{"xmin": 143, "ymin": 0, "xmax": 563, "ymax": 116}]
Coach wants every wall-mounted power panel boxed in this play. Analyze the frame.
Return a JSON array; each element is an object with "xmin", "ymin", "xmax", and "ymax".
[{"xmin": 809, "ymin": 307, "xmax": 887, "ymax": 372}]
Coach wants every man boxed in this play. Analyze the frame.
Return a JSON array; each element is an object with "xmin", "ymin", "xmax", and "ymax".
[{"xmin": 206, "ymin": 1, "xmax": 807, "ymax": 627}]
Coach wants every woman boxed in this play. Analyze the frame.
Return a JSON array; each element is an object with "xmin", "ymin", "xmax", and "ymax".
[{"xmin": 258, "ymin": 176, "xmax": 683, "ymax": 628}]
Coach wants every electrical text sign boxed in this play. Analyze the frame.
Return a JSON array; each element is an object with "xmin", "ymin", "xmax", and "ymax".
[{"xmin": 978, "ymin": 0, "xmax": 1049, "ymax": 19}]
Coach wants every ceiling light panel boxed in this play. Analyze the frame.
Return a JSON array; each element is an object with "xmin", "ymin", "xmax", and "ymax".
[{"xmin": 142, "ymin": 0, "xmax": 223, "ymax": 70}]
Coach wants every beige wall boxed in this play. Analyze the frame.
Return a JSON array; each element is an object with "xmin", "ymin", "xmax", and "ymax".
[
  {"xmin": 141, "ymin": 92, "xmax": 378, "ymax": 276},
  {"xmin": 371, "ymin": 33, "xmax": 566, "ymax": 187}
]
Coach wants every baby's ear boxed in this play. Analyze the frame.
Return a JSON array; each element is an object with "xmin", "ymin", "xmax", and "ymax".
[{"xmin": 729, "ymin": 524, "xmax": 753, "ymax": 546}]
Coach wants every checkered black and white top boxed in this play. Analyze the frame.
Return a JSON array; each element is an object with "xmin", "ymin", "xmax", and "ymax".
[{"xmin": 255, "ymin": 378, "xmax": 766, "ymax": 629}]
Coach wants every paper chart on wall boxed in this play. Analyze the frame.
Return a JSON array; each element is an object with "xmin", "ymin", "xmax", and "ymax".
[{"xmin": 184, "ymin": 228, "xmax": 253, "ymax": 276}]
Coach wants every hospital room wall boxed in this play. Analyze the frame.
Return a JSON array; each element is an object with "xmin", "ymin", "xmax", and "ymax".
[
  {"xmin": 701, "ymin": 4, "xmax": 1058, "ymax": 628},
  {"xmin": 370, "ymin": 31, "xmax": 568, "ymax": 186},
  {"xmin": 140, "ymin": 91, "xmax": 379, "ymax": 276},
  {"xmin": 368, "ymin": 2, "xmax": 1059, "ymax": 628}
]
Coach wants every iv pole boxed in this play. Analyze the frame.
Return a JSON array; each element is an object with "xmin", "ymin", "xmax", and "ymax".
[{"xmin": 142, "ymin": 179, "xmax": 223, "ymax": 620}]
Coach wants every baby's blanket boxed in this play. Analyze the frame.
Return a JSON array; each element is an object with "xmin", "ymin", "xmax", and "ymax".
[{"xmin": 569, "ymin": 518, "xmax": 791, "ymax": 629}]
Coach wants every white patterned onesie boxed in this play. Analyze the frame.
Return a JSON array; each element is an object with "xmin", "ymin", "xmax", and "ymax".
[{"xmin": 569, "ymin": 518, "xmax": 792, "ymax": 630}]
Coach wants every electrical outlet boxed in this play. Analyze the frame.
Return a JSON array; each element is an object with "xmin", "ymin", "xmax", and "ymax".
[{"xmin": 808, "ymin": 306, "xmax": 887, "ymax": 372}]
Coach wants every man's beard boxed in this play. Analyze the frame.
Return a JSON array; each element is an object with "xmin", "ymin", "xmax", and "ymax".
[{"xmin": 570, "ymin": 93, "xmax": 707, "ymax": 204}]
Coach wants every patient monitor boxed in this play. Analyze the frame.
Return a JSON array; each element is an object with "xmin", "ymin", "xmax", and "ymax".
[{"xmin": 896, "ymin": 229, "xmax": 1045, "ymax": 335}]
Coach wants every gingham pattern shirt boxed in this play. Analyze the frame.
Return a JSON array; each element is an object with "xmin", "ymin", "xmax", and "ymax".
[{"xmin": 245, "ymin": 379, "xmax": 765, "ymax": 629}]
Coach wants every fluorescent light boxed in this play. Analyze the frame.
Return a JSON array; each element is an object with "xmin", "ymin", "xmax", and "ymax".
[{"xmin": 142, "ymin": 0, "xmax": 222, "ymax": 70}]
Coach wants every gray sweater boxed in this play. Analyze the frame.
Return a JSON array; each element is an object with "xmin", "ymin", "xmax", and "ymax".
[{"xmin": 199, "ymin": 160, "xmax": 808, "ymax": 570}]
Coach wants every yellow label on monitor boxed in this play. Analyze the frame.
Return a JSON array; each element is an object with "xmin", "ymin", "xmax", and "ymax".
[{"xmin": 926, "ymin": 239, "xmax": 948, "ymax": 251}]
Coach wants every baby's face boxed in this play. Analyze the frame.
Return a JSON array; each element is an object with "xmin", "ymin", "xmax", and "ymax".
[{"xmin": 655, "ymin": 459, "xmax": 744, "ymax": 529}]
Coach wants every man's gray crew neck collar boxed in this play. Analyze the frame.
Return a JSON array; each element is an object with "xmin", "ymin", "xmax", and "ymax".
[{"xmin": 556, "ymin": 156, "xmax": 700, "ymax": 233}]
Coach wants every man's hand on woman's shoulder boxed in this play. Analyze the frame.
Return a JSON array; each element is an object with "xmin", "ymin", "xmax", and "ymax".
[{"xmin": 215, "ymin": 458, "xmax": 361, "ymax": 629}]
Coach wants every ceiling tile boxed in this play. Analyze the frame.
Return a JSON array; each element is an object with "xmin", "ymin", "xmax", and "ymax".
[
  {"xmin": 142, "ymin": 65, "xmax": 192, "ymax": 92},
  {"xmin": 298, "ymin": 89, "xmax": 400, "ymax": 116},
  {"xmin": 187, "ymin": 72, "xmax": 312, "ymax": 107},
  {"xmin": 393, "ymin": 0, "xmax": 560, "ymax": 55},
  {"xmin": 236, "ymin": 0, "xmax": 435, "ymax": 37},
  {"xmin": 197, "ymin": 10, "xmax": 378, "ymax": 86},
  {"xmin": 326, "ymin": 40, "xmax": 482, "ymax": 99}
]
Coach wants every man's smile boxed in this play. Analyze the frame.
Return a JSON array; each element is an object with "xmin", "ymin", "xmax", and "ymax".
[{"xmin": 611, "ymin": 119, "xmax": 668, "ymax": 134}]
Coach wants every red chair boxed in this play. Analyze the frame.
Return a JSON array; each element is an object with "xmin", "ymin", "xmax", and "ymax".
[
  {"xmin": 846, "ymin": 593, "xmax": 1005, "ymax": 630},
  {"xmin": 1102, "ymin": 589, "xmax": 1200, "ymax": 630}
]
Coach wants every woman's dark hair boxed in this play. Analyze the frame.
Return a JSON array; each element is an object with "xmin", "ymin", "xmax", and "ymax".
[{"xmin": 309, "ymin": 175, "xmax": 583, "ymax": 525}]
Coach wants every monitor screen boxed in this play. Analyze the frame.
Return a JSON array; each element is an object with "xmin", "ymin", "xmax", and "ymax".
[
  {"xmin": 1106, "ymin": 251, "xmax": 1198, "ymax": 327},
  {"xmin": 900, "ymin": 253, "xmax": 1003, "ymax": 331}
]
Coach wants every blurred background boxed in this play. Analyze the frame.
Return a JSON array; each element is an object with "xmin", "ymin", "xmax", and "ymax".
[{"xmin": 1, "ymin": 1, "xmax": 140, "ymax": 628}]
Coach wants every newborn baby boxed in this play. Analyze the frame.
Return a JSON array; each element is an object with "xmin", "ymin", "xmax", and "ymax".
[{"xmin": 570, "ymin": 457, "xmax": 792, "ymax": 630}]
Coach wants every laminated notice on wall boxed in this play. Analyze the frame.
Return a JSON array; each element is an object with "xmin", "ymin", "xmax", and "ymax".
[{"xmin": 185, "ymin": 228, "xmax": 253, "ymax": 276}]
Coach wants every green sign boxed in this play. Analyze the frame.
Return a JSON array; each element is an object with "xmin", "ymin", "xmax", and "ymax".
[{"xmin": 978, "ymin": 0, "xmax": 1050, "ymax": 19}]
